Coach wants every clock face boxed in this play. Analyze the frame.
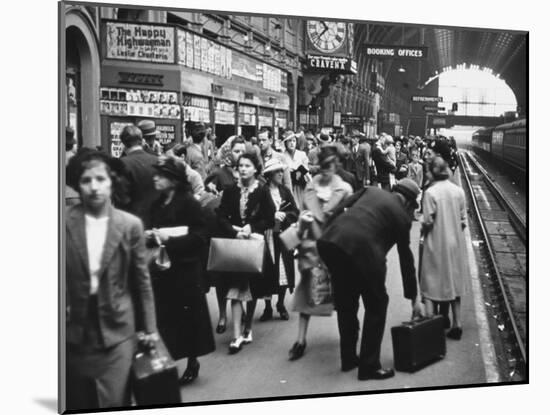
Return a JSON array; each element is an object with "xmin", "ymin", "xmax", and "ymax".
[{"xmin": 307, "ymin": 20, "xmax": 347, "ymax": 53}]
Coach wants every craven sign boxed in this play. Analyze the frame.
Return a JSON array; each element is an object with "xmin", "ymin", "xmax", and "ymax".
[
  {"xmin": 306, "ymin": 55, "xmax": 357, "ymax": 74},
  {"xmin": 363, "ymin": 44, "xmax": 428, "ymax": 60}
]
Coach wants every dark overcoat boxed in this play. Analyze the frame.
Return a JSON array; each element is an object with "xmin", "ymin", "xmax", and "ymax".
[
  {"xmin": 120, "ymin": 148, "xmax": 158, "ymax": 229},
  {"xmin": 216, "ymin": 182, "xmax": 276, "ymax": 298},
  {"xmin": 318, "ymin": 187, "xmax": 417, "ymax": 301},
  {"xmin": 372, "ymin": 146, "xmax": 396, "ymax": 186},
  {"xmin": 267, "ymin": 184, "xmax": 299, "ymax": 292},
  {"xmin": 149, "ymin": 191, "xmax": 215, "ymax": 360},
  {"xmin": 345, "ymin": 142, "xmax": 371, "ymax": 184}
]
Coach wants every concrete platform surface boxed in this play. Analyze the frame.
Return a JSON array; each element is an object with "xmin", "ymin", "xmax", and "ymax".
[{"xmin": 174, "ymin": 217, "xmax": 497, "ymax": 404}]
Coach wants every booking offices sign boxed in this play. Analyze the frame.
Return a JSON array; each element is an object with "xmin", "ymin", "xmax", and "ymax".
[{"xmin": 363, "ymin": 44, "xmax": 428, "ymax": 60}]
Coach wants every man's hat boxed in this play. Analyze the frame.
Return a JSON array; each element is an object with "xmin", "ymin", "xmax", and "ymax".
[
  {"xmin": 137, "ymin": 119, "xmax": 157, "ymax": 137},
  {"xmin": 393, "ymin": 178, "xmax": 421, "ymax": 208}
]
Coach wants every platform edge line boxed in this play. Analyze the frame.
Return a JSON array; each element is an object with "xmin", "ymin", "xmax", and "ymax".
[{"xmin": 460, "ymin": 168, "xmax": 501, "ymax": 383}]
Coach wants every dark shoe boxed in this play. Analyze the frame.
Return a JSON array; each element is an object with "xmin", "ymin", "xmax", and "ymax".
[
  {"xmin": 215, "ymin": 320, "xmax": 227, "ymax": 334},
  {"xmin": 276, "ymin": 304, "xmax": 289, "ymax": 320},
  {"xmin": 358, "ymin": 368, "xmax": 395, "ymax": 381},
  {"xmin": 179, "ymin": 361, "xmax": 200, "ymax": 385},
  {"xmin": 341, "ymin": 357, "xmax": 359, "ymax": 372},
  {"xmin": 288, "ymin": 342, "xmax": 306, "ymax": 361},
  {"xmin": 447, "ymin": 327, "xmax": 463, "ymax": 340},
  {"xmin": 229, "ymin": 336, "xmax": 244, "ymax": 354},
  {"xmin": 259, "ymin": 308, "xmax": 273, "ymax": 322}
]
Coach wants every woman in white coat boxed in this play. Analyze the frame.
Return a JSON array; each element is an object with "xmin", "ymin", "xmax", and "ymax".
[{"xmin": 420, "ymin": 156, "xmax": 469, "ymax": 340}]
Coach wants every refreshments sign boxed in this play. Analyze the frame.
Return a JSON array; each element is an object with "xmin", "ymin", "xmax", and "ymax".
[
  {"xmin": 105, "ymin": 22, "xmax": 175, "ymax": 63},
  {"xmin": 363, "ymin": 44, "xmax": 428, "ymax": 60}
]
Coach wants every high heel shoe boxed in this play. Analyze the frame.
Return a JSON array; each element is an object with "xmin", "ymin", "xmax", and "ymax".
[
  {"xmin": 229, "ymin": 336, "xmax": 245, "ymax": 354},
  {"xmin": 259, "ymin": 307, "xmax": 273, "ymax": 322},
  {"xmin": 288, "ymin": 341, "xmax": 306, "ymax": 361},
  {"xmin": 179, "ymin": 361, "xmax": 200, "ymax": 385},
  {"xmin": 215, "ymin": 320, "xmax": 227, "ymax": 334},
  {"xmin": 276, "ymin": 304, "xmax": 289, "ymax": 320}
]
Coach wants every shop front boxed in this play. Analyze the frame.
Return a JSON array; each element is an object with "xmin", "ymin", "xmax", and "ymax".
[
  {"xmin": 100, "ymin": 20, "xmax": 182, "ymax": 156},
  {"xmin": 176, "ymin": 26, "xmax": 290, "ymax": 145}
]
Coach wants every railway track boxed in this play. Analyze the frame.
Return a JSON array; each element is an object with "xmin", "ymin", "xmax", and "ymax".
[{"xmin": 459, "ymin": 150, "xmax": 527, "ymax": 379}]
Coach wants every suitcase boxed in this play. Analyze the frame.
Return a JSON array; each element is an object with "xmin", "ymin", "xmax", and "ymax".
[
  {"xmin": 391, "ymin": 315, "xmax": 446, "ymax": 372},
  {"xmin": 131, "ymin": 335, "xmax": 181, "ymax": 406}
]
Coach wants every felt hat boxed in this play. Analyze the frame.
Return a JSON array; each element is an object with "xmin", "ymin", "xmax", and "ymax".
[
  {"xmin": 137, "ymin": 119, "xmax": 157, "ymax": 137},
  {"xmin": 153, "ymin": 157, "xmax": 188, "ymax": 183},
  {"xmin": 393, "ymin": 178, "xmax": 421, "ymax": 208}
]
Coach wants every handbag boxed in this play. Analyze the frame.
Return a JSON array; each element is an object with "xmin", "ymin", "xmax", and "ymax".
[
  {"xmin": 131, "ymin": 334, "xmax": 180, "ymax": 405},
  {"xmin": 308, "ymin": 264, "xmax": 333, "ymax": 306},
  {"xmin": 207, "ymin": 237, "xmax": 265, "ymax": 274}
]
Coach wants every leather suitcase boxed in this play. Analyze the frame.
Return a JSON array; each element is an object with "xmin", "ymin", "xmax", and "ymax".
[
  {"xmin": 131, "ymin": 336, "xmax": 181, "ymax": 406},
  {"xmin": 391, "ymin": 315, "xmax": 446, "ymax": 372}
]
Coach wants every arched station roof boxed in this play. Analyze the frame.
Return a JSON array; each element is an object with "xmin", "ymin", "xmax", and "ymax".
[{"xmin": 352, "ymin": 23, "xmax": 527, "ymax": 112}]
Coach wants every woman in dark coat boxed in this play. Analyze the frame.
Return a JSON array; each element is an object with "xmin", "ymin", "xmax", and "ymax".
[
  {"xmin": 258, "ymin": 158, "xmax": 299, "ymax": 321},
  {"xmin": 216, "ymin": 153, "xmax": 275, "ymax": 353},
  {"xmin": 147, "ymin": 157, "xmax": 215, "ymax": 385},
  {"xmin": 203, "ymin": 136, "xmax": 246, "ymax": 334}
]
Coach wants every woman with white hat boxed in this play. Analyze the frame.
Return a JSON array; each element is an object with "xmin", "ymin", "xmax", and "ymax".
[
  {"xmin": 282, "ymin": 130, "xmax": 310, "ymax": 208},
  {"xmin": 258, "ymin": 158, "xmax": 300, "ymax": 322}
]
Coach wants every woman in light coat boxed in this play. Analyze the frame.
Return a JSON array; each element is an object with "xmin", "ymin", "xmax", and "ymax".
[
  {"xmin": 281, "ymin": 146, "xmax": 353, "ymax": 360},
  {"xmin": 420, "ymin": 156, "xmax": 469, "ymax": 340},
  {"xmin": 282, "ymin": 131, "xmax": 310, "ymax": 209}
]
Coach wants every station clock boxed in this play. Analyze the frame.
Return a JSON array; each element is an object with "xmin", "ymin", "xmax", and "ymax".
[{"xmin": 307, "ymin": 20, "xmax": 347, "ymax": 53}]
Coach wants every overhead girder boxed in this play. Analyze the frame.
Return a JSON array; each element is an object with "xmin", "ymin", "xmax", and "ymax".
[{"xmin": 350, "ymin": 23, "xmax": 526, "ymax": 114}]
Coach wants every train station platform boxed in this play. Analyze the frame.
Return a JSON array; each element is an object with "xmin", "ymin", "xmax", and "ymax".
[{"xmin": 176, "ymin": 176, "xmax": 500, "ymax": 404}]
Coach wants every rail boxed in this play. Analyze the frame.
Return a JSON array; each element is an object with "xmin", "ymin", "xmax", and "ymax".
[{"xmin": 458, "ymin": 150, "xmax": 527, "ymax": 369}]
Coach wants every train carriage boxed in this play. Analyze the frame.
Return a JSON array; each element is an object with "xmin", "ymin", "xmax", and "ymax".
[
  {"xmin": 494, "ymin": 118, "xmax": 526, "ymax": 171},
  {"xmin": 471, "ymin": 118, "xmax": 526, "ymax": 173},
  {"xmin": 472, "ymin": 127, "xmax": 493, "ymax": 155}
]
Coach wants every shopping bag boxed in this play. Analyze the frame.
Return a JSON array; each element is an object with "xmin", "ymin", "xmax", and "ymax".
[
  {"xmin": 308, "ymin": 264, "xmax": 333, "ymax": 306},
  {"xmin": 207, "ymin": 237, "xmax": 265, "ymax": 274}
]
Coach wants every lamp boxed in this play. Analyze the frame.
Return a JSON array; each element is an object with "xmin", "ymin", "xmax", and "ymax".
[{"xmin": 397, "ymin": 25, "xmax": 406, "ymax": 73}]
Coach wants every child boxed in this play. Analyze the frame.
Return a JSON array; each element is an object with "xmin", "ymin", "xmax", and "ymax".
[{"xmin": 375, "ymin": 136, "xmax": 397, "ymax": 186}]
